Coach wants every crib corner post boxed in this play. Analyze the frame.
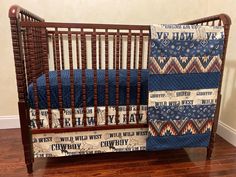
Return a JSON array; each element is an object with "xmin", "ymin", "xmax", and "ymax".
[{"xmin": 18, "ymin": 101, "xmax": 34, "ymax": 174}]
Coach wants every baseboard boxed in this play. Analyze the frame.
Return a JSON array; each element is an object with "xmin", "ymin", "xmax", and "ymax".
[
  {"xmin": 217, "ymin": 121, "xmax": 236, "ymax": 147},
  {"xmin": 0, "ymin": 115, "xmax": 20, "ymax": 129}
]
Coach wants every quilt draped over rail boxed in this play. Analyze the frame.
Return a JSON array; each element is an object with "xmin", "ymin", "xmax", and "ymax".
[{"xmin": 147, "ymin": 24, "xmax": 224, "ymax": 150}]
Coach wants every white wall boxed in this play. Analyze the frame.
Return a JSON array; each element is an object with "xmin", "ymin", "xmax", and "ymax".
[{"xmin": 0, "ymin": 0, "xmax": 235, "ymax": 143}]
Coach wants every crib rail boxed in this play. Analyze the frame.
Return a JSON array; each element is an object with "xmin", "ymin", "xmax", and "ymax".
[{"xmin": 19, "ymin": 21, "xmax": 150, "ymax": 133}]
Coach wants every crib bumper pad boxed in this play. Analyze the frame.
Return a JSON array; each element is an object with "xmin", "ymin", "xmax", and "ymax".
[
  {"xmin": 28, "ymin": 69, "xmax": 149, "ymax": 109},
  {"xmin": 147, "ymin": 24, "xmax": 224, "ymax": 150}
]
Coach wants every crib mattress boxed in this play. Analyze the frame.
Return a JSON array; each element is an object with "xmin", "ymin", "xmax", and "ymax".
[{"xmin": 28, "ymin": 69, "xmax": 149, "ymax": 109}]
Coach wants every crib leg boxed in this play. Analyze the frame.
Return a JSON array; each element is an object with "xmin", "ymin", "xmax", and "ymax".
[
  {"xmin": 23, "ymin": 144, "xmax": 34, "ymax": 174},
  {"xmin": 207, "ymin": 146, "xmax": 213, "ymax": 160},
  {"xmin": 207, "ymin": 94, "xmax": 222, "ymax": 160},
  {"xmin": 207, "ymin": 129, "xmax": 216, "ymax": 160},
  {"xmin": 18, "ymin": 101, "xmax": 34, "ymax": 173},
  {"xmin": 26, "ymin": 162, "xmax": 33, "ymax": 174}
]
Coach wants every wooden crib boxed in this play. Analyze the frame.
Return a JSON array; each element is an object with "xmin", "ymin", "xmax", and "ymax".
[{"xmin": 9, "ymin": 5, "xmax": 231, "ymax": 173}]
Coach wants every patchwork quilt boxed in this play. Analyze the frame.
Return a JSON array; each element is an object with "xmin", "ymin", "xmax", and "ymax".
[{"xmin": 147, "ymin": 24, "xmax": 224, "ymax": 150}]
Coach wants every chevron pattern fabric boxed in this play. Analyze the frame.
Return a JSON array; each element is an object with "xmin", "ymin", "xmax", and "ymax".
[
  {"xmin": 147, "ymin": 24, "xmax": 224, "ymax": 150},
  {"xmin": 149, "ymin": 56, "xmax": 222, "ymax": 74},
  {"xmin": 149, "ymin": 118, "xmax": 213, "ymax": 136}
]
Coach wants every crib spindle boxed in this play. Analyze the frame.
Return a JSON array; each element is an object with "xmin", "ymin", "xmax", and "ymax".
[
  {"xmin": 126, "ymin": 30, "xmax": 131, "ymax": 124},
  {"xmin": 23, "ymin": 30, "xmax": 31, "ymax": 84},
  {"xmin": 60, "ymin": 34, "xmax": 65, "ymax": 70},
  {"xmin": 52, "ymin": 34, "xmax": 57, "ymax": 70},
  {"xmin": 34, "ymin": 26, "xmax": 41, "ymax": 78},
  {"xmin": 120, "ymin": 35, "xmax": 123, "ymax": 69},
  {"xmin": 212, "ymin": 20, "xmax": 215, "ymax": 26},
  {"xmin": 22, "ymin": 16, "xmax": 32, "ymax": 84},
  {"xmin": 68, "ymin": 28, "xmax": 76, "ymax": 127},
  {"xmin": 147, "ymin": 36, "xmax": 150, "ymax": 68},
  {"xmin": 98, "ymin": 35, "xmax": 102, "ymax": 69},
  {"xmin": 218, "ymin": 20, "xmax": 222, "ymax": 26},
  {"xmin": 113, "ymin": 34, "xmax": 116, "ymax": 69},
  {"xmin": 55, "ymin": 28, "xmax": 64, "ymax": 128},
  {"xmin": 76, "ymin": 34, "xmax": 80, "ymax": 69},
  {"xmin": 136, "ymin": 31, "xmax": 144, "ymax": 124},
  {"xmin": 41, "ymin": 28, "xmax": 52, "ymax": 128},
  {"xmin": 92, "ymin": 29, "xmax": 98, "ymax": 126},
  {"xmin": 115, "ymin": 30, "xmax": 120, "ymax": 125},
  {"xmin": 81, "ymin": 28, "xmax": 87, "ymax": 127},
  {"xmin": 133, "ymin": 35, "xmax": 137, "ymax": 69},
  {"xmin": 27, "ymin": 27, "xmax": 40, "ymax": 129},
  {"xmin": 33, "ymin": 25, "xmax": 44, "ymax": 124},
  {"xmin": 105, "ymin": 29, "xmax": 109, "ymax": 125}
]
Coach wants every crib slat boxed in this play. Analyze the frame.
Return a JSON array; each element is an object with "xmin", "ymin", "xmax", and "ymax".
[
  {"xmin": 133, "ymin": 35, "xmax": 137, "ymax": 69},
  {"xmin": 23, "ymin": 30, "xmax": 31, "ymax": 84},
  {"xmin": 115, "ymin": 30, "xmax": 120, "ymax": 125},
  {"xmin": 52, "ymin": 34, "xmax": 57, "ymax": 70},
  {"xmin": 218, "ymin": 20, "xmax": 222, "ymax": 26},
  {"xmin": 212, "ymin": 20, "xmax": 215, "ymax": 26},
  {"xmin": 113, "ymin": 34, "xmax": 116, "ymax": 69},
  {"xmin": 105, "ymin": 29, "xmax": 109, "ymax": 125},
  {"xmin": 147, "ymin": 36, "xmax": 150, "ymax": 67},
  {"xmin": 34, "ymin": 26, "xmax": 39, "ymax": 77},
  {"xmin": 27, "ymin": 27, "xmax": 40, "ymax": 129},
  {"xmin": 68, "ymin": 28, "xmax": 76, "ymax": 127},
  {"xmin": 22, "ymin": 15, "xmax": 32, "ymax": 84},
  {"xmin": 41, "ymin": 28, "xmax": 52, "ymax": 128},
  {"xmin": 92, "ymin": 29, "xmax": 98, "ymax": 126},
  {"xmin": 98, "ymin": 35, "xmax": 102, "ymax": 69},
  {"xmin": 81, "ymin": 28, "xmax": 87, "ymax": 127},
  {"xmin": 60, "ymin": 34, "xmax": 65, "ymax": 70},
  {"xmin": 126, "ymin": 30, "xmax": 131, "ymax": 124},
  {"xmin": 136, "ymin": 31, "xmax": 144, "ymax": 124},
  {"xmin": 55, "ymin": 28, "xmax": 64, "ymax": 128},
  {"xmin": 76, "ymin": 34, "xmax": 80, "ymax": 69},
  {"xmin": 35, "ymin": 25, "xmax": 43, "ymax": 78},
  {"xmin": 120, "ymin": 35, "xmax": 123, "ymax": 69}
]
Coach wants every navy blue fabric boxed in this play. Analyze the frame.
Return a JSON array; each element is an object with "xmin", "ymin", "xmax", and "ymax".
[
  {"xmin": 151, "ymin": 39, "xmax": 224, "ymax": 58},
  {"xmin": 146, "ymin": 132, "xmax": 211, "ymax": 150},
  {"xmin": 148, "ymin": 72, "xmax": 221, "ymax": 91},
  {"xmin": 28, "ymin": 69, "xmax": 149, "ymax": 109},
  {"xmin": 148, "ymin": 105, "xmax": 216, "ymax": 121}
]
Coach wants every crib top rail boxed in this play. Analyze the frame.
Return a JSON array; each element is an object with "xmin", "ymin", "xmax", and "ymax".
[
  {"xmin": 20, "ymin": 21, "xmax": 150, "ymax": 30},
  {"xmin": 181, "ymin": 13, "xmax": 231, "ymax": 26}
]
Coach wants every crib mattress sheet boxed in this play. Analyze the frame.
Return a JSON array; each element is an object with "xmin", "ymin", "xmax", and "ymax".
[{"xmin": 28, "ymin": 69, "xmax": 149, "ymax": 109}]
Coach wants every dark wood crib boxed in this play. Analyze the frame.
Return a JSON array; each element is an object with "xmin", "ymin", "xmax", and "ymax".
[{"xmin": 9, "ymin": 5, "xmax": 231, "ymax": 173}]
